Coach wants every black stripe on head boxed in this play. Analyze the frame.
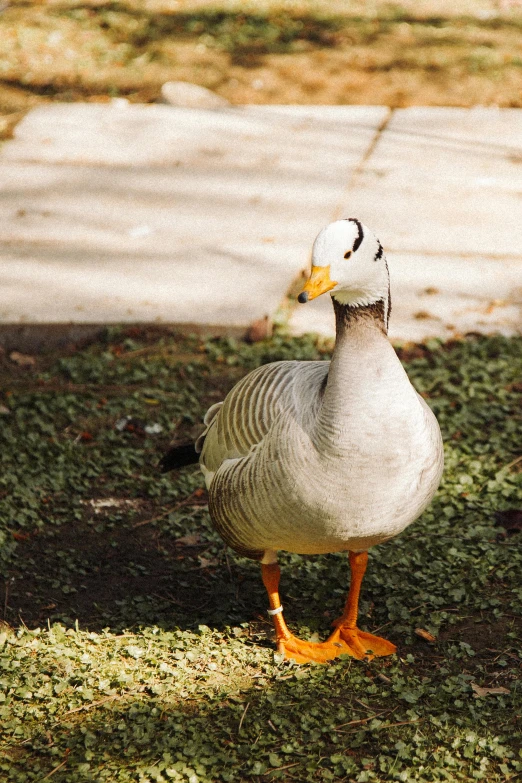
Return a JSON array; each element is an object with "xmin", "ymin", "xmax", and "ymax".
[
  {"xmin": 346, "ymin": 218, "xmax": 364, "ymax": 252},
  {"xmin": 374, "ymin": 242, "xmax": 383, "ymax": 262},
  {"xmin": 385, "ymin": 258, "xmax": 392, "ymax": 323}
]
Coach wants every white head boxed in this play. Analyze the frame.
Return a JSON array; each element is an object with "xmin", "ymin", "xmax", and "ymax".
[{"xmin": 298, "ymin": 219, "xmax": 390, "ymax": 327}]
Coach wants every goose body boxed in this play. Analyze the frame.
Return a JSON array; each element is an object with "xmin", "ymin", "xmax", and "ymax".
[
  {"xmin": 162, "ymin": 219, "xmax": 444, "ymax": 663},
  {"xmin": 201, "ymin": 308, "xmax": 442, "ymax": 560}
]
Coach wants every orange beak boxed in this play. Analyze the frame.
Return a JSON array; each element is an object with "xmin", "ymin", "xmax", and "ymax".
[{"xmin": 298, "ymin": 265, "xmax": 338, "ymax": 303}]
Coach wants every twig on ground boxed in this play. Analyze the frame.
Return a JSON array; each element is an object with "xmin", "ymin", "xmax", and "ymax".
[
  {"xmin": 505, "ymin": 454, "xmax": 522, "ymax": 471},
  {"xmin": 264, "ymin": 762, "xmax": 300, "ymax": 776},
  {"xmin": 58, "ymin": 692, "xmax": 138, "ymax": 720},
  {"xmin": 381, "ymin": 718, "xmax": 423, "ymax": 730},
  {"xmin": 40, "ymin": 757, "xmax": 68, "ymax": 780},
  {"xmin": 353, "ymin": 697, "xmax": 373, "ymax": 711},
  {"xmin": 238, "ymin": 701, "xmax": 250, "ymax": 734},
  {"xmin": 133, "ymin": 493, "xmax": 206, "ymax": 528},
  {"xmin": 334, "ymin": 709, "xmax": 391, "ymax": 729}
]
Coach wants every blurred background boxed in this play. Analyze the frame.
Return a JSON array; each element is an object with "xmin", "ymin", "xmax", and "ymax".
[{"xmin": 2, "ymin": 0, "xmax": 522, "ymax": 138}]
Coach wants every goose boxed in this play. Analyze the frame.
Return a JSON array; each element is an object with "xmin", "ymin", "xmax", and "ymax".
[{"xmin": 160, "ymin": 219, "xmax": 444, "ymax": 663}]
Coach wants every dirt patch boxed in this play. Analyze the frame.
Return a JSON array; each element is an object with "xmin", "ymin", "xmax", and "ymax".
[
  {"xmin": 2, "ymin": 491, "xmax": 246, "ymax": 632},
  {"xmin": 439, "ymin": 616, "xmax": 522, "ymax": 653}
]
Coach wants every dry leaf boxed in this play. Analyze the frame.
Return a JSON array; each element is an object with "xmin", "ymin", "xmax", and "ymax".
[
  {"xmin": 415, "ymin": 628, "xmax": 437, "ymax": 643},
  {"xmin": 198, "ymin": 556, "xmax": 220, "ymax": 568},
  {"xmin": 471, "ymin": 683, "xmax": 510, "ymax": 698},
  {"xmin": 175, "ymin": 533, "xmax": 201, "ymax": 546},
  {"xmin": 485, "ymin": 298, "xmax": 507, "ymax": 314},
  {"xmin": 246, "ymin": 316, "xmax": 273, "ymax": 343},
  {"xmin": 9, "ymin": 351, "xmax": 35, "ymax": 367}
]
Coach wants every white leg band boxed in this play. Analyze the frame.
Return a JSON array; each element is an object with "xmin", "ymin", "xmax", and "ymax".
[{"xmin": 267, "ymin": 605, "xmax": 283, "ymax": 616}]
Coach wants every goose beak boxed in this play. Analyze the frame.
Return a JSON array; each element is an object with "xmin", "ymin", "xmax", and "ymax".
[{"xmin": 298, "ymin": 265, "xmax": 338, "ymax": 303}]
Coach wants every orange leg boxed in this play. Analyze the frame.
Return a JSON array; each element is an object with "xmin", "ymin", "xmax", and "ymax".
[
  {"xmin": 261, "ymin": 553, "xmax": 396, "ymax": 665},
  {"xmin": 261, "ymin": 562, "xmax": 348, "ymax": 663},
  {"xmin": 331, "ymin": 551, "xmax": 396, "ymax": 659}
]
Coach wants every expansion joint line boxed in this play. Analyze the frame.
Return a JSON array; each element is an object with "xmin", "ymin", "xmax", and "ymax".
[{"xmin": 332, "ymin": 107, "xmax": 394, "ymax": 221}]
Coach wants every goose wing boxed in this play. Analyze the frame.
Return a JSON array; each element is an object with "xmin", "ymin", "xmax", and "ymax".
[{"xmin": 200, "ymin": 359, "xmax": 329, "ymax": 478}]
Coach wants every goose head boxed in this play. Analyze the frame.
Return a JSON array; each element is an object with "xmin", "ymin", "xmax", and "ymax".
[{"xmin": 298, "ymin": 219, "xmax": 390, "ymax": 313}]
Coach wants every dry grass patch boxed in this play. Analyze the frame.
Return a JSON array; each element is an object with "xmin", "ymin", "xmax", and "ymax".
[{"xmin": 1, "ymin": 0, "xmax": 522, "ymax": 135}]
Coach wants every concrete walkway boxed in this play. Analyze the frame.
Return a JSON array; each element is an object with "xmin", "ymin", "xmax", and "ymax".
[{"xmin": 0, "ymin": 102, "xmax": 520, "ymax": 344}]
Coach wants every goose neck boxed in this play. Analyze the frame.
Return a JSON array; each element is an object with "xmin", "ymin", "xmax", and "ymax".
[
  {"xmin": 332, "ymin": 297, "xmax": 387, "ymax": 338},
  {"xmin": 313, "ymin": 298, "xmax": 397, "ymax": 453}
]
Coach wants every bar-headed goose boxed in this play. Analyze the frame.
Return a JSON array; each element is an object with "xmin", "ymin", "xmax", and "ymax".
[{"xmin": 161, "ymin": 219, "xmax": 443, "ymax": 663}]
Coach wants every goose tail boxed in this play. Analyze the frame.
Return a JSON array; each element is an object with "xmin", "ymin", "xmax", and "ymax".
[{"xmin": 159, "ymin": 443, "xmax": 199, "ymax": 473}]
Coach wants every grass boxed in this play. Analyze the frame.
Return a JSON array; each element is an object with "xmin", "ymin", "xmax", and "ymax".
[
  {"xmin": 0, "ymin": 327, "xmax": 521, "ymax": 781},
  {"xmin": 2, "ymin": 0, "xmax": 522, "ymax": 130}
]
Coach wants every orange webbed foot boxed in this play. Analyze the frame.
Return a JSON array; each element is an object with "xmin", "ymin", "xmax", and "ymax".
[
  {"xmin": 277, "ymin": 629, "xmax": 353, "ymax": 664},
  {"xmin": 333, "ymin": 624, "xmax": 396, "ymax": 660},
  {"xmin": 261, "ymin": 554, "xmax": 396, "ymax": 666},
  {"xmin": 276, "ymin": 627, "xmax": 395, "ymax": 664}
]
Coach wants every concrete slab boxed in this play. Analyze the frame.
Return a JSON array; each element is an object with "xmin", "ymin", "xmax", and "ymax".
[
  {"xmin": 3, "ymin": 103, "xmax": 389, "ymax": 172},
  {"xmin": 341, "ymin": 107, "xmax": 522, "ymax": 257},
  {"xmin": 1, "ymin": 236, "xmax": 308, "ymax": 326},
  {"xmin": 2, "ymin": 103, "xmax": 521, "ymax": 341},
  {"xmin": 0, "ymin": 103, "xmax": 388, "ymax": 327},
  {"xmin": 290, "ymin": 107, "xmax": 522, "ymax": 340},
  {"xmin": 289, "ymin": 252, "xmax": 522, "ymax": 342}
]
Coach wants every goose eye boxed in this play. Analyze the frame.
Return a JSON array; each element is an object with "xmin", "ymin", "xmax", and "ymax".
[{"xmin": 344, "ymin": 250, "xmax": 352, "ymax": 259}]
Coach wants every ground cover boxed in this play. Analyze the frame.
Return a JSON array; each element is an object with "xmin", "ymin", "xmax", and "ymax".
[
  {"xmin": 2, "ymin": 0, "xmax": 522, "ymax": 135},
  {"xmin": 0, "ymin": 328, "xmax": 520, "ymax": 781}
]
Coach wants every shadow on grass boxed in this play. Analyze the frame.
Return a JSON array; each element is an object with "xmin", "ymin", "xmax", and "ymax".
[
  {"xmin": 3, "ymin": 497, "xmax": 270, "ymax": 633},
  {"xmin": 3, "ymin": 486, "xmax": 357, "ymax": 640}
]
